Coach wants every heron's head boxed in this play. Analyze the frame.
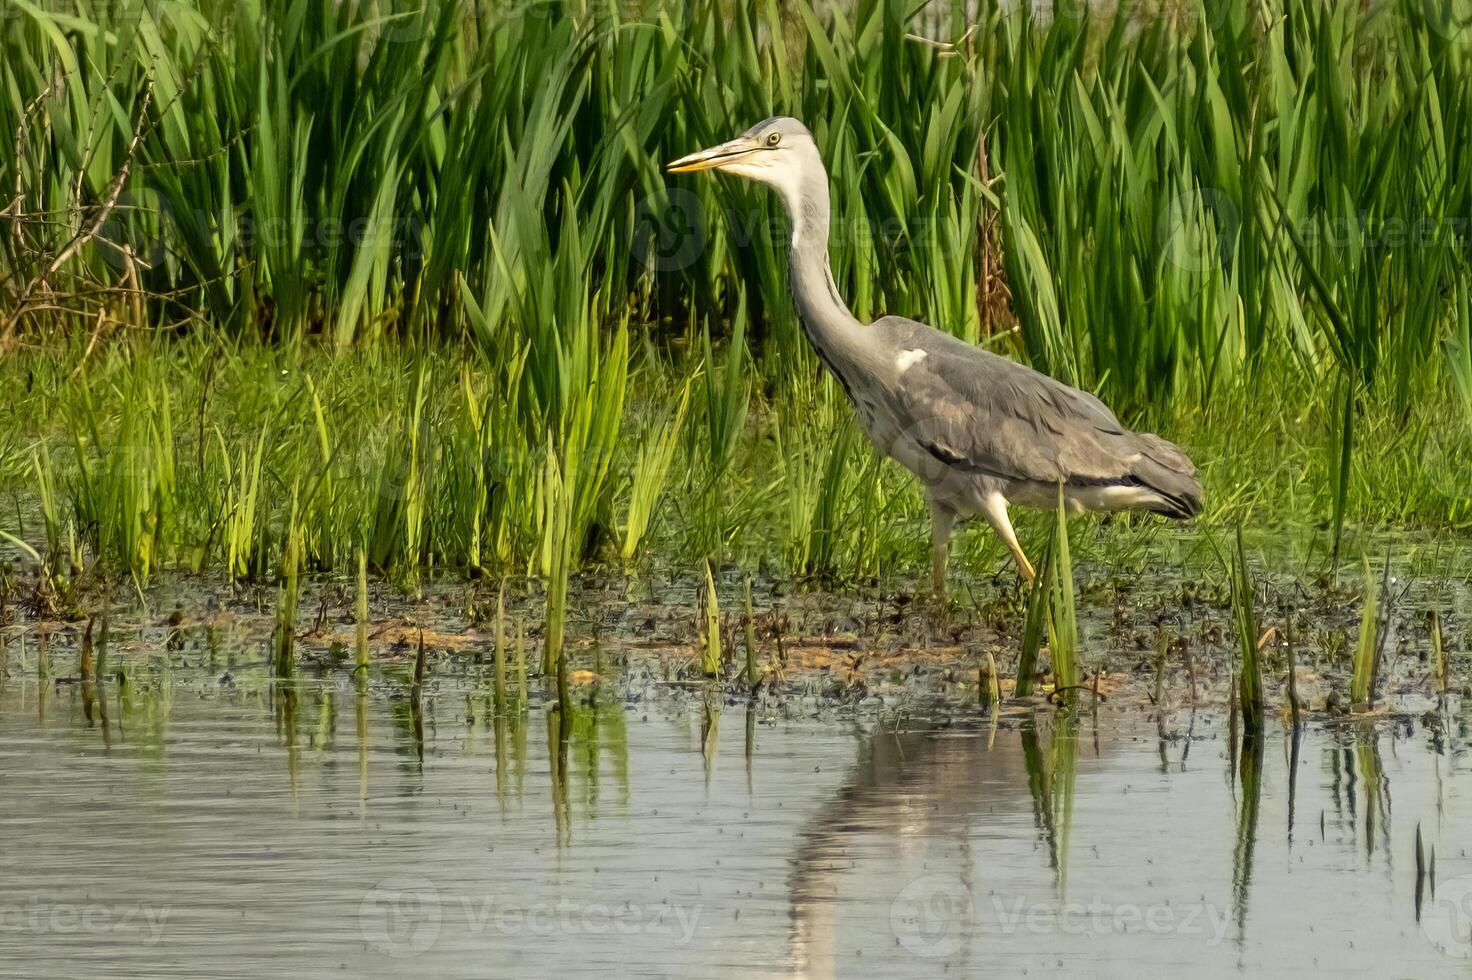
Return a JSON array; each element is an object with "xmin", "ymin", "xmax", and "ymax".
[{"xmin": 666, "ymin": 117, "xmax": 822, "ymax": 203}]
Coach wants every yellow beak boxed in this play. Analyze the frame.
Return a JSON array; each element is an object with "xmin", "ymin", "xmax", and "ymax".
[{"xmin": 665, "ymin": 136, "xmax": 761, "ymax": 174}]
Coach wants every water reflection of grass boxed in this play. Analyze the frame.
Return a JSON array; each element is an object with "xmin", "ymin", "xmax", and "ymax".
[
  {"xmin": 553, "ymin": 677, "xmax": 633, "ymax": 820},
  {"xmin": 547, "ymin": 707, "xmax": 570, "ymax": 847},
  {"xmin": 1354, "ymin": 732, "xmax": 1393, "ymax": 861},
  {"xmin": 1021, "ymin": 713, "xmax": 1078, "ymax": 894},
  {"xmin": 701, "ymin": 682, "xmax": 721, "ymax": 788},
  {"xmin": 1232, "ymin": 729, "xmax": 1264, "ymax": 943},
  {"xmin": 1325, "ymin": 728, "xmax": 1394, "ymax": 860}
]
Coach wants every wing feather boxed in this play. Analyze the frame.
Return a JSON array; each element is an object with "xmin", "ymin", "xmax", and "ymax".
[{"xmin": 872, "ymin": 316, "xmax": 1168, "ymax": 487}]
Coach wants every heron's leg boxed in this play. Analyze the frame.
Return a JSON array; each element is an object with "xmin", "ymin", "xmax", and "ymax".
[
  {"xmin": 928, "ymin": 496, "xmax": 956, "ymax": 595},
  {"xmin": 981, "ymin": 493, "xmax": 1036, "ymax": 584}
]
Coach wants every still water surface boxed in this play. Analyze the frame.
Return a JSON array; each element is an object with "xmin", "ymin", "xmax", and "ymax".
[{"xmin": 1, "ymin": 662, "xmax": 1469, "ymax": 977}]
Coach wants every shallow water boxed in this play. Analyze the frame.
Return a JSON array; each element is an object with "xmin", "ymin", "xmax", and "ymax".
[{"xmin": 1, "ymin": 658, "xmax": 1470, "ymax": 978}]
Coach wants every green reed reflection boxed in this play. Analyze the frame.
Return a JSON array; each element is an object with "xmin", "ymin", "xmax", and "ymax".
[{"xmin": 1021, "ymin": 712, "xmax": 1078, "ymax": 894}]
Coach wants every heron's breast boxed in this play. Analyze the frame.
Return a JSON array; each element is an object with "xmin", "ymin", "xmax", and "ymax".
[{"xmin": 849, "ymin": 390, "xmax": 901, "ymax": 450}]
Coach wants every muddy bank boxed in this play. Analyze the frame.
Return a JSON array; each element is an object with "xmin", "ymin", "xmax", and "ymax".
[{"xmin": 3, "ymin": 544, "xmax": 1467, "ymax": 722}]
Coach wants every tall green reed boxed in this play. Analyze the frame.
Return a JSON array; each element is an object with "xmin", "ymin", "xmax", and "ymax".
[
  {"xmin": 6, "ymin": 0, "xmax": 1472, "ymax": 589},
  {"xmin": 1047, "ymin": 488, "xmax": 1079, "ymax": 703},
  {"xmin": 1350, "ymin": 554, "xmax": 1381, "ymax": 707},
  {"xmin": 1229, "ymin": 528, "xmax": 1266, "ymax": 731}
]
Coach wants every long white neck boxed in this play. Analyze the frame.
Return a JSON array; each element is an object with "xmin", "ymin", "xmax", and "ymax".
[{"xmin": 770, "ymin": 166, "xmax": 868, "ymax": 363}]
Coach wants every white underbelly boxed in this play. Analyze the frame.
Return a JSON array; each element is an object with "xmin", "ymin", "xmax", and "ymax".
[{"xmin": 1007, "ymin": 481, "xmax": 1158, "ymax": 513}]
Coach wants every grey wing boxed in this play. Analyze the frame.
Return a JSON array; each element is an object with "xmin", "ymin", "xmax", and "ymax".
[{"xmin": 873, "ymin": 317, "xmax": 1199, "ymax": 504}]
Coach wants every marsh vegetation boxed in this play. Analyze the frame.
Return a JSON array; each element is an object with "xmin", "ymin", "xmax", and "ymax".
[{"xmin": 4, "ymin": 0, "xmax": 1472, "ymax": 712}]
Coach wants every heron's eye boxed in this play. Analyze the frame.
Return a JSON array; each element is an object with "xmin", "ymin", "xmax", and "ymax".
[{"xmin": 766, "ymin": 132, "xmax": 781, "ymax": 147}]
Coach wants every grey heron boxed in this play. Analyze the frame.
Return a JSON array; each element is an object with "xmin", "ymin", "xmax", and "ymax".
[{"xmin": 668, "ymin": 117, "xmax": 1202, "ymax": 592}]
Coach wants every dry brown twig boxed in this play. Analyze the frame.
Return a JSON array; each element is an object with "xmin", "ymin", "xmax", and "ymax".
[{"xmin": 2, "ymin": 80, "xmax": 155, "ymax": 344}]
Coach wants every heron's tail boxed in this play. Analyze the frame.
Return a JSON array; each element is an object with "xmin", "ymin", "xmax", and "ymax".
[{"xmin": 1131, "ymin": 433, "xmax": 1202, "ymax": 520}]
